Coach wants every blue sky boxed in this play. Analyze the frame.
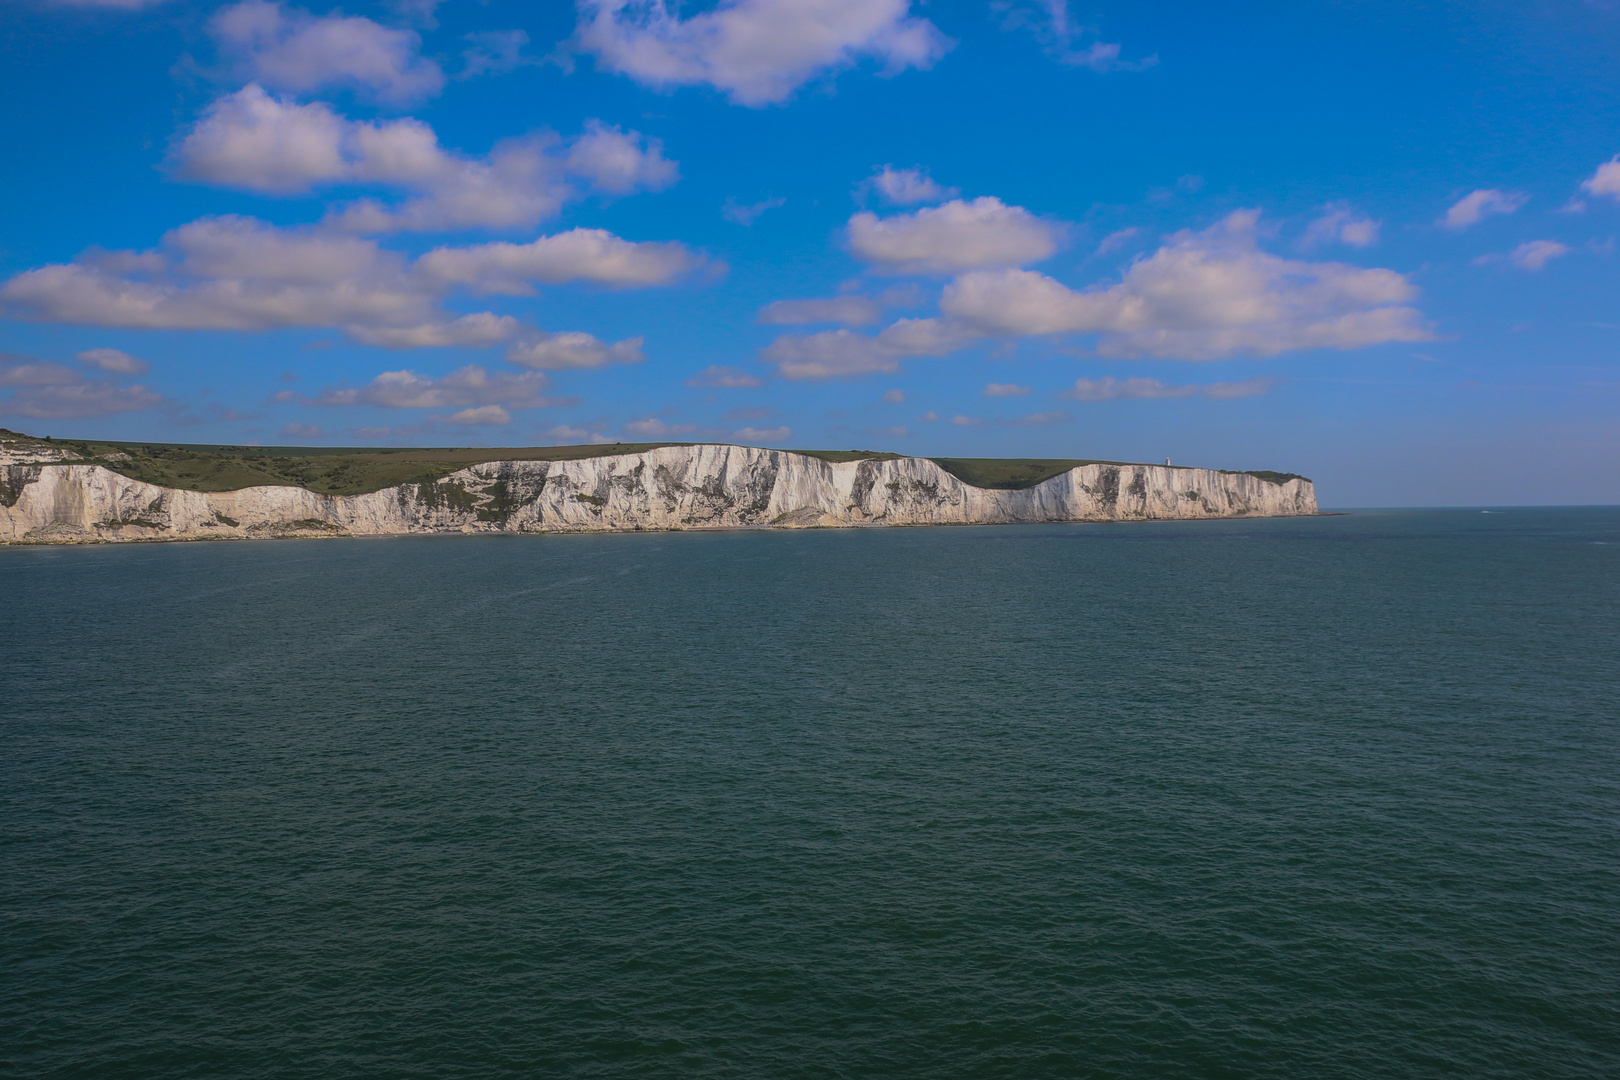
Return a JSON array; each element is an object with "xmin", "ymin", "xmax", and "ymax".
[{"xmin": 2, "ymin": 0, "xmax": 1618, "ymax": 505}]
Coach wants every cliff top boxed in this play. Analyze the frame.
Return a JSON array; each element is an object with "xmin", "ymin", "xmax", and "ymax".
[{"xmin": 0, "ymin": 428, "xmax": 1306, "ymax": 496}]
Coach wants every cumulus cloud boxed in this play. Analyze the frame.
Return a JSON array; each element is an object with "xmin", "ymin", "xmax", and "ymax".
[
  {"xmin": 1095, "ymin": 227, "xmax": 1139, "ymax": 256},
  {"xmin": 307, "ymin": 365, "xmax": 554, "ymax": 409},
  {"xmin": 722, "ymin": 196, "xmax": 786, "ymax": 225},
  {"xmin": 940, "ymin": 210, "xmax": 1431, "ymax": 360},
  {"xmin": 847, "ymin": 197, "xmax": 1061, "ymax": 274},
  {"xmin": 1, "ymin": 216, "xmax": 435, "ymax": 334},
  {"xmin": 686, "ymin": 365, "xmax": 762, "ymax": 387},
  {"xmin": 1062, "ymin": 375, "xmax": 1273, "ymax": 401},
  {"xmin": 415, "ymin": 229, "xmax": 704, "ymax": 294},
  {"xmin": 173, "ymin": 86, "xmax": 349, "ymax": 194},
  {"xmin": 0, "ymin": 354, "xmax": 163, "ymax": 418},
  {"xmin": 174, "ymin": 86, "xmax": 678, "ymax": 231},
  {"xmin": 1004, "ymin": 411, "xmax": 1070, "ymax": 426},
  {"xmin": 0, "ymin": 358, "xmax": 81, "ymax": 387},
  {"xmin": 461, "ymin": 29, "xmax": 534, "ymax": 78},
  {"xmin": 983, "ymin": 382, "xmax": 1029, "ymax": 397},
  {"xmin": 1510, "ymin": 240, "xmax": 1570, "ymax": 271},
  {"xmin": 347, "ymin": 313, "xmax": 522, "ymax": 349},
  {"xmin": 757, "ymin": 294, "xmax": 882, "ymax": 326},
  {"xmin": 1582, "ymin": 156, "xmax": 1620, "ymax": 201},
  {"xmin": 994, "ymin": 0, "xmax": 1153, "ymax": 71},
  {"xmin": 280, "ymin": 422, "xmax": 323, "ymax": 439},
  {"xmin": 1441, "ymin": 188, "xmax": 1529, "ymax": 229},
  {"xmin": 0, "ymin": 216, "xmax": 687, "ymax": 352},
  {"xmin": 76, "ymin": 347, "xmax": 149, "ymax": 374},
  {"xmin": 445, "ymin": 405, "xmax": 511, "ymax": 425},
  {"xmin": 4, "ymin": 383, "xmax": 166, "ymax": 418},
  {"xmin": 547, "ymin": 424, "xmax": 608, "ymax": 444},
  {"xmin": 623, "ymin": 416, "xmax": 696, "ymax": 438},
  {"xmin": 209, "ymin": 1, "xmax": 444, "ymax": 105},
  {"xmin": 864, "ymin": 165, "xmax": 957, "ymax": 205},
  {"xmin": 762, "ymin": 317, "xmax": 977, "ymax": 378},
  {"xmin": 732, "ymin": 425, "xmax": 790, "ymax": 442},
  {"xmin": 564, "ymin": 120, "xmax": 680, "ymax": 194},
  {"xmin": 573, "ymin": 0, "xmax": 952, "ymax": 107},
  {"xmin": 1303, "ymin": 202, "xmax": 1379, "ymax": 248},
  {"xmin": 505, "ymin": 331, "xmax": 644, "ymax": 369}
]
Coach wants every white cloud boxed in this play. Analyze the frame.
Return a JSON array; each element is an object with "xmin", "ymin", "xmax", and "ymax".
[
  {"xmin": 848, "ymin": 197, "xmax": 1060, "ymax": 274},
  {"xmin": 461, "ymin": 30, "xmax": 534, "ymax": 78},
  {"xmin": 1441, "ymin": 188, "xmax": 1529, "ymax": 229},
  {"xmin": 565, "ymin": 120, "xmax": 680, "ymax": 194},
  {"xmin": 330, "ymin": 132, "xmax": 574, "ymax": 233},
  {"xmin": 950, "ymin": 414, "xmax": 979, "ymax": 426},
  {"xmin": 881, "ymin": 388, "xmax": 905, "ymax": 403},
  {"xmin": 0, "ymin": 217, "xmax": 685, "ymax": 352},
  {"xmin": 941, "ymin": 210, "xmax": 1431, "ymax": 359},
  {"xmin": 722, "ymin": 196, "xmax": 786, "ymax": 225},
  {"xmin": 762, "ymin": 317, "xmax": 977, "ymax": 378},
  {"xmin": 546, "ymin": 424, "xmax": 599, "ymax": 443},
  {"xmin": 1582, "ymin": 156, "xmax": 1620, "ymax": 201},
  {"xmin": 308, "ymin": 365, "xmax": 554, "ymax": 409},
  {"xmin": 210, "ymin": 1, "xmax": 445, "ymax": 106},
  {"xmin": 445, "ymin": 405, "xmax": 511, "ymax": 425},
  {"xmin": 76, "ymin": 347, "xmax": 149, "ymax": 374},
  {"xmin": 1004, "ymin": 410, "xmax": 1070, "ymax": 426},
  {"xmin": 994, "ymin": 0, "xmax": 1153, "ymax": 71},
  {"xmin": 174, "ymin": 86, "xmax": 677, "ymax": 231},
  {"xmin": 732, "ymin": 425, "xmax": 790, "ymax": 442},
  {"xmin": 1095, "ymin": 227, "xmax": 1139, "ymax": 256},
  {"xmin": 865, "ymin": 165, "xmax": 957, "ymax": 205},
  {"xmin": 346, "ymin": 313, "xmax": 522, "ymax": 348},
  {"xmin": 415, "ymin": 229, "xmax": 704, "ymax": 294},
  {"xmin": 2, "ymin": 216, "xmax": 439, "ymax": 334},
  {"xmin": 391, "ymin": 0, "xmax": 444, "ymax": 29},
  {"xmin": 1304, "ymin": 202, "xmax": 1379, "ymax": 248},
  {"xmin": 0, "ymin": 358, "xmax": 81, "ymax": 386},
  {"xmin": 1062, "ymin": 375, "xmax": 1273, "ymax": 401},
  {"xmin": 686, "ymin": 364, "xmax": 762, "ymax": 387},
  {"xmin": 757, "ymin": 295, "xmax": 882, "ymax": 326},
  {"xmin": 505, "ymin": 331, "xmax": 644, "ymax": 369},
  {"xmin": 1510, "ymin": 240, "xmax": 1570, "ymax": 271},
  {"xmin": 574, "ymin": 0, "xmax": 951, "ymax": 107},
  {"xmin": 623, "ymin": 416, "xmax": 696, "ymax": 438},
  {"xmin": 173, "ymin": 86, "xmax": 350, "ymax": 194},
  {"xmin": 0, "ymin": 382, "xmax": 165, "ymax": 419},
  {"xmin": 280, "ymin": 422, "xmax": 323, "ymax": 439},
  {"xmin": 984, "ymin": 382, "xmax": 1029, "ymax": 396},
  {"xmin": 0, "ymin": 355, "xmax": 163, "ymax": 418}
]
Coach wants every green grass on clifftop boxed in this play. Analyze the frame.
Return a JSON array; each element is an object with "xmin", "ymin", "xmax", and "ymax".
[
  {"xmin": 1, "ymin": 429, "xmax": 1306, "ymax": 495},
  {"xmin": 930, "ymin": 457, "xmax": 1133, "ymax": 490}
]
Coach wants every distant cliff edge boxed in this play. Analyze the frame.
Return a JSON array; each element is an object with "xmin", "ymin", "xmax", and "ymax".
[{"xmin": 0, "ymin": 431, "xmax": 1317, "ymax": 544}]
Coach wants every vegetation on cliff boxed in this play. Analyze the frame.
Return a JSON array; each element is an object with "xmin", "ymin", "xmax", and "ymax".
[{"xmin": 0, "ymin": 429, "xmax": 1307, "ymax": 496}]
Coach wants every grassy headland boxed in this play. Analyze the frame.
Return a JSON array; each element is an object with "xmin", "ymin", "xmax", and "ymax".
[{"xmin": 1, "ymin": 429, "xmax": 1305, "ymax": 495}]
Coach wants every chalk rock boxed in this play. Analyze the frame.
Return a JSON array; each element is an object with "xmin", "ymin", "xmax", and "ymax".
[{"xmin": 0, "ymin": 446, "xmax": 1317, "ymax": 544}]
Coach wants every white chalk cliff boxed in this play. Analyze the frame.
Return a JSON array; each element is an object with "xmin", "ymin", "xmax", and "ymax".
[{"xmin": 0, "ymin": 444, "xmax": 1317, "ymax": 543}]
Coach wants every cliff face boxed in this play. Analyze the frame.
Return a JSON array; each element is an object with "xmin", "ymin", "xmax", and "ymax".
[{"xmin": 0, "ymin": 445, "xmax": 1317, "ymax": 543}]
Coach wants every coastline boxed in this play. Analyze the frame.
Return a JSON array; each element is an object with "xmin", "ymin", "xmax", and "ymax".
[{"xmin": 2, "ymin": 442, "xmax": 1318, "ymax": 546}]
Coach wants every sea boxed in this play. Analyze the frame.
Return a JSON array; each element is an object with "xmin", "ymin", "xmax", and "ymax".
[{"xmin": 2, "ymin": 508, "xmax": 1617, "ymax": 1079}]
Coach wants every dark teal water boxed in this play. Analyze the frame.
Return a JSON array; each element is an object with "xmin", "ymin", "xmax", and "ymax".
[{"xmin": 3, "ymin": 510, "xmax": 1618, "ymax": 1079}]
